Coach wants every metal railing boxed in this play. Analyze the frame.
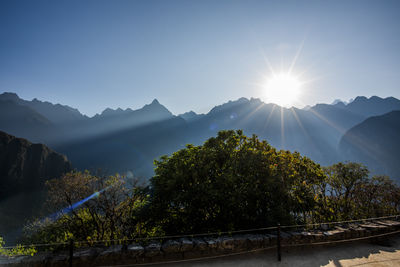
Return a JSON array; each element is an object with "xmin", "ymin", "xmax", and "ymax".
[{"xmin": 1, "ymin": 214, "xmax": 400, "ymax": 266}]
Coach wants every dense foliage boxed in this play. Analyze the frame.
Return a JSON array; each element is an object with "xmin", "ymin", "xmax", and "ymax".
[
  {"xmin": 21, "ymin": 130, "xmax": 400, "ymax": 245},
  {"xmin": 315, "ymin": 163, "xmax": 400, "ymax": 221},
  {"xmin": 150, "ymin": 130, "xmax": 324, "ymax": 233},
  {"xmin": 23, "ymin": 171, "xmax": 159, "ymax": 246},
  {"xmin": 0, "ymin": 236, "xmax": 36, "ymax": 256}
]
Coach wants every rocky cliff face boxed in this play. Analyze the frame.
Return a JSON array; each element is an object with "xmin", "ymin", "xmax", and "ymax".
[{"xmin": 0, "ymin": 131, "xmax": 71, "ymax": 200}]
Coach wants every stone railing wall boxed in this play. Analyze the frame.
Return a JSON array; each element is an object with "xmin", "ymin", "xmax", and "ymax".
[{"xmin": 2, "ymin": 219, "xmax": 400, "ymax": 267}]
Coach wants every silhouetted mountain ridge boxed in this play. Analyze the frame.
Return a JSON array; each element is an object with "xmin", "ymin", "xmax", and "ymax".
[
  {"xmin": 324, "ymin": 95, "xmax": 400, "ymax": 118},
  {"xmin": 0, "ymin": 93, "xmax": 175, "ymax": 145},
  {"xmin": 69, "ymin": 98, "xmax": 174, "ymax": 143},
  {"xmin": 0, "ymin": 99, "xmax": 52, "ymax": 143},
  {"xmin": 1, "ymin": 92, "xmax": 400, "ymax": 179},
  {"xmin": 0, "ymin": 92, "xmax": 87, "ymax": 124},
  {"xmin": 339, "ymin": 110, "xmax": 400, "ymax": 179},
  {"xmin": 179, "ymin": 111, "xmax": 205, "ymax": 122}
]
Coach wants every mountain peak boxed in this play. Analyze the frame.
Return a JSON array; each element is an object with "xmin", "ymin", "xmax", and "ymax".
[
  {"xmin": 353, "ymin": 96, "xmax": 368, "ymax": 103},
  {"xmin": 237, "ymin": 97, "xmax": 249, "ymax": 103},
  {"xmin": 151, "ymin": 99, "xmax": 160, "ymax": 105},
  {"xmin": 331, "ymin": 99, "xmax": 344, "ymax": 105},
  {"xmin": 344, "ymin": 95, "xmax": 400, "ymax": 118},
  {"xmin": 99, "ymin": 107, "xmax": 133, "ymax": 117},
  {"xmin": 142, "ymin": 99, "xmax": 173, "ymax": 115},
  {"xmin": 0, "ymin": 92, "xmax": 20, "ymax": 102},
  {"xmin": 335, "ymin": 102, "xmax": 346, "ymax": 108},
  {"xmin": 178, "ymin": 110, "xmax": 204, "ymax": 122},
  {"xmin": 331, "ymin": 99, "xmax": 346, "ymax": 108},
  {"xmin": 101, "ymin": 108, "xmax": 115, "ymax": 116},
  {"xmin": 370, "ymin": 96, "xmax": 382, "ymax": 101},
  {"xmin": 250, "ymin": 97, "xmax": 263, "ymax": 105}
]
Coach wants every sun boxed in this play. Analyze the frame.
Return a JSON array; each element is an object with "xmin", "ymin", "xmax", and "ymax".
[{"xmin": 263, "ymin": 73, "xmax": 302, "ymax": 107}]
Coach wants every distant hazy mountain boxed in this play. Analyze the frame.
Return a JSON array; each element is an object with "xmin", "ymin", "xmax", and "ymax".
[
  {"xmin": 309, "ymin": 103, "xmax": 365, "ymax": 141},
  {"xmin": 2, "ymin": 92, "xmax": 400, "ymax": 179},
  {"xmin": 0, "ymin": 92, "xmax": 87, "ymax": 143},
  {"xmin": 178, "ymin": 111, "xmax": 205, "ymax": 122},
  {"xmin": 51, "ymin": 98, "xmax": 175, "ymax": 145},
  {"xmin": 0, "ymin": 92, "xmax": 87, "ymax": 124},
  {"xmin": 55, "ymin": 116, "xmax": 189, "ymax": 178},
  {"xmin": 331, "ymin": 99, "xmax": 345, "ymax": 105},
  {"xmin": 0, "ymin": 99, "xmax": 53, "ymax": 143},
  {"xmin": 93, "ymin": 99, "xmax": 172, "ymax": 122},
  {"xmin": 178, "ymin": 97, "xmax": 370, "ymax": 166},
  {"xmin": 85, "ymin": 99, "xmax": 173, "ymax": 137},
  {"xmin": 0, "ymin": 93, "xmax": 175, "ymax": 145},
  {"xmin": 339, "ymin": 110, "xmax": 400, "ymax": 179},
  {"xmin": 176, "ymin": 96, "xmax": 400, "ymax": 170},
  {"xmin": 334, "ymin": 96, "xmax": 400, "ymax": 118}
]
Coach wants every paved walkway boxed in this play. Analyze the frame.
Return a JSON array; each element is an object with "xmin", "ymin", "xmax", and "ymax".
[{"xmin": 167, "ymin": 236, "xmax": 400, "ymax": 267}]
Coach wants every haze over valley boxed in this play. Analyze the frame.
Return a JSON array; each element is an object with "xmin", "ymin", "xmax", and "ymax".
[{"xmin": 1, "ymin": 92, "xmax": 399, "ymax": 180}]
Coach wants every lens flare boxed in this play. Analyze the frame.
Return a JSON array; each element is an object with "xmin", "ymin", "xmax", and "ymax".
[{"xmin": 48, "ymin": 186, "xmax": 111, "ymax": 221}]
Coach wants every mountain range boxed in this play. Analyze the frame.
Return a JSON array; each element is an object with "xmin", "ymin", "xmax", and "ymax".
[{"xmin": 1, "ymin": 92, "xmax": 400, "ymax": 180}]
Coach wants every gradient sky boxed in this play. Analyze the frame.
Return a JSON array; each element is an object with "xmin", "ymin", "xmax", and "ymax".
[{"xmin": 1, "ymin": 0, "xmax": 399, "ymax": 116}]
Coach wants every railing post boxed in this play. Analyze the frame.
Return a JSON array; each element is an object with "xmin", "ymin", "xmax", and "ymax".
[
  {"xmin": 69, "ymin": 238, "xmax": 74, "ymax": 267},
  {"xmin": 277, "ymin": 223, "xmax": 281, "ymax": 261}
]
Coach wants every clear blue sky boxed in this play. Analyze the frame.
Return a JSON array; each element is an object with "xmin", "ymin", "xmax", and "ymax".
[{"xmin": 1, "ymin": 0, "xmax": 399, "ymax": 116}]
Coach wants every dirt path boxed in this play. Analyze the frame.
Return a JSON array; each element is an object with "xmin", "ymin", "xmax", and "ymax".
[{"xmin": 166, "ymin": 236, "xmax": 400, "ymax": 267}]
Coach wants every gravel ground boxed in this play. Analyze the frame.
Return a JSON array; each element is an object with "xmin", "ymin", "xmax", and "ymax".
[{"xmin": 165, "ymin": 236, "xmax": 400, "ymax": 267}]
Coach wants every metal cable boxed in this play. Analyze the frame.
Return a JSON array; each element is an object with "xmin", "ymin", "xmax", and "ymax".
[
  {"xmin": 3, "ymin": 214, "xmax": 399, "ymax": 249},
  {"xmin": 73, "ymin": 226, "xmax": 279, "ymax": 246},
  {"xmin": 97, "ymin": 246, "xmax": 277, "ymax": 267},
  {"xmin": 2, "ymin": 241, "xmax": 68, "ymax": 249},
  {"xmin": 77, "ymin": 215, "xmax": 400, "ymax": 246},
  {"xmin": 99, "ymin": 229, "xmax": 400, "ymax": 267},
  {"xmin": 282, "ymin": 229, "xmax": 400, "ymax": 248},
  {"xmin": 280, "ymin": 214, "xmax": 400, "ymax": 229}
]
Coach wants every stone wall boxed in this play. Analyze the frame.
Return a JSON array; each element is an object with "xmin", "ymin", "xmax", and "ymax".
[{"xmin": 2, "ymin": 219, "xmax": 400, "ymax": 267}]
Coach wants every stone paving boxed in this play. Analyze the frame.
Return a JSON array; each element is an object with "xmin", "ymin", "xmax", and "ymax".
[{"xmin": 169, "ymin": 234, "xmax": 400, "ymax": 267}]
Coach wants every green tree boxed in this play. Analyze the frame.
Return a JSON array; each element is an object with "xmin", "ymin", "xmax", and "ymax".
[
  {"xmin": 355, "ymin": 175, "xmax": 400, "ymax": 218},
  {"xmin": 23, "ymin": 171, "xmax": 148, "ymax": 245},
  {"xmin": 149, "ymin": 130, "xmax": 324, "ymax": 234},
  {"xmin": 315, "ymin": 162, "xmax": 400, "ymax": 221},
  {"xmin": 322, "ymin": 162, "xmax": 369, "ymax": 220},
  {"xmin": 0, "ymin": 236, "xmax": 36, "ymax": 257},
  {"xmin": 22, "ymin": 132, "xmax": 400, "ymax": 245}
]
